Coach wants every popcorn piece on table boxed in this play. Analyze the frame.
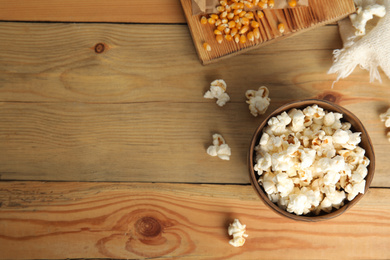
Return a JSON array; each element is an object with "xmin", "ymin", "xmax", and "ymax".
[
  {"xmin": 228, "ymin": 219, "xmax": 248, "ymax": 247},
  {"xmin": 204, "ymin": 79, "xmax": 230, "ymax": 107},
  {"xmin": 254, "ymin": 105, "xmax": 370, "ymax": 215},
  {"xmin": 207, "ymin": 133, "xmax": 231, "ymax": 160},
  {"xmin": 350, "ymin": 3, "xmax": 386, "ymax": 36},
  {"xmin": 380, "ymin": 108, "xmax": 390, "ymax": 128},
  {"xmin": 245, "ymin": 86, "xmax": 271, "ymax": 117}
]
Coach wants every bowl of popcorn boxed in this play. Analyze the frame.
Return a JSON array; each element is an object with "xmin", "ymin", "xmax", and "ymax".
[{"xmin": 248, "ymin": 99, "xmax": 375, "ymax": 221}]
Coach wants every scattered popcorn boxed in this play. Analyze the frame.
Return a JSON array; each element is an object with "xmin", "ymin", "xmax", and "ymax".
[
  {"xmin": 245, "ymin": 86, "xmax": 271, "ymax": 117},
  {"xmin": 228, "ymin": 219, "xmax": 248, "ymax": 247},
  {"xmin": 204, "ymin": 79, "xmax": 230, "ymax": 107},
  {"xmin": 254, "ymin": 105, "xmax": 370, "ymax": 215},
  {"xmin": 207, "ymin": 133, "xmax": 231, "ymax": 160},
  {"xmin": 350, "ymin": 3, "xmax": 386, "ymax": 36},
  {"xmin": 380, "ymin": 108, "xmax": 390, "ymax": 128}
]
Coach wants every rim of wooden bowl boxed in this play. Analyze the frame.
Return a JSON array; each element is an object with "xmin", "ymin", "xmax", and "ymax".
[{"xmin": 248, "ymin": 99, "xmax": 375, "ymax": 222}]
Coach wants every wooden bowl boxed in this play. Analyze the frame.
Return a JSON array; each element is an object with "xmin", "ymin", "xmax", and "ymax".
[{"xmin": 248, "ymin": 99, "xmax": 375, "ymax": 222}]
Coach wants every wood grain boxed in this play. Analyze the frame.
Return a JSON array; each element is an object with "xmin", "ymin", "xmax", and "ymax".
[
  {"xmin": 181, "ymin": 0, "xmax": 355, "ymax": 64},
  {"xmin": 1, "ymin": 22, "xmax": 390, "ymax": 186},
  {"xmin": 0, "ymin": 0, "xmax": 186, "ymax": 23},
  {"xmin": 0, "ymin": 182, "xmax": 389, "ymax": 259}
]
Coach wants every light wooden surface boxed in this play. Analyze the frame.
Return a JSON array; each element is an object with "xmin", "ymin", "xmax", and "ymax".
[
  {"xmin": 0, "ymin": 0, "xmax": 186, "ymax": 23},
  {"xmin": 0, "ymin": 0, "xmax": 390, "ymax": 259}
]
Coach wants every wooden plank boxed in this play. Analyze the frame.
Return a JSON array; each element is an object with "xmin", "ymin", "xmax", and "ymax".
[
  {"xmin": 0, "ymin": 23, "xmax": 351, "ymax": 104},
  {"xmin": 0, "ymin": 182, "xmax": 389, "ymax": 259},
  {"xmin": 1, "ymin": 23, "xmax": 390, "ymax": 186},
  {"xmin": 180, "ymin": 0, "xmax": 356, "ymax": 64},
  {"xmin": 1, "ymin": 101, "xmax": 390, "ymax": 187},
  {"xmin": 0, "ymin": 0, "xmax": 186, "ymax": 24}
]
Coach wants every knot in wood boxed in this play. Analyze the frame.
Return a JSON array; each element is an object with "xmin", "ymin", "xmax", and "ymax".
[
  {"xmin": 323, "ymin": 93, "xmax": 337, "ymax": 103},
  {"xmin": 135, "ymin": 217, "xmax": 161, "ymax": 237},
  {"xmin": 94, "ymin": 43, "xmax": 105, "ymax": 54}
]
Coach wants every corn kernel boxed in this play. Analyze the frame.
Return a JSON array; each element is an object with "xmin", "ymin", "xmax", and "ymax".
[
  {"xmin": 227, "ymin": 12, "xmax": 235, "ymax": 19},
  {"xmin": 245, "ymin": 12, "xmax": 254, "ymax": 19},
  {"xmin": 208, "ymin": 18, "xmax": 216, "ymax": 25},
  {"xmin": 216, "ymin": 34, "xmax": 223, "ymax": 44},
  {"xmin": 215, "ymin": 19, "xmax": 222, "ymax": 26},
  {"xmin": 234, "ymin": 15, "xmax": 240, "ymax": 23},
  {"xmin": 222, "ymin": 18, "xmax": 228, "ymax": 24},
  {"xmin": 278, "ymin": 23, "xmax": 285, "ymax": 33},
  {"xmin": 234, "ymin": 34, "xmax": 240, "ymax": 43},
  {"xmin": 240, "ymin": 34, "xmax": 247, "ymax": 43},
  {"xmin": 239, "ymin": 25, "xmax": 250, "ymax": 34},
  {"xmin": 200, "ymin": 16, "xmax": 208, "ymax": 25},
  {"xmin": 257, "ymin": 10, "xmax": 264, "ymax": 19},
  {"xmin": 258, "ymin": 2, "xmax": 266, "ymax": 8},
  {"xmin": 241, "ymin": 17, "xmax": 250, "ymax": 25},
  {"xmin": 234, "ymin": 9, "xmax": 243, "ymax": 15},
  {"xmin": 239, "ymin": 10, "xmax": 247, "ymax": 18},
  {"xmin": 225, "ymin": 34, "xmax": 233, "ymax": 41},
  {"xmin": 251, "ymin": 20, "xmax": 260, "ymax": 28},
  {"xmin": 231, "ymin": 28, "xmax": 238, "ymax": 36},
  {"xmin": 268, "ymin": 0, "xmax": 274, "ymax": 8},
  {"xmin": 225, "ymin": 4, "xmax": 232, "ymax": 12},
  {"xmin": 228, "ymin": 20, "xmax": 236, "ymax": 28},
  {"xmin": 220, "ymin": 11, "xmax": 228, "ymax": 18},
  {"xmin": 210, "ymin": 14, "xmax": 219, "ymax": 20},
  {"xmin": 218, "ymin": 23, "xmax": 228, "ymax": 30},
  {"xmin": 237, "ymin": 2, "xmax": 244, "ymax": 9},
  {"xmin": 216, "ymin": 5, "xmax": 225, "ymax": 12},
  {"xmin": 253, "ymin": 27, "xmax": 260, "ymax": 39},
  {"xmin": 247, "ymin": 31, "xmax": 254, "ymax": 41},
  {"xmin": 288, "ymin": 0, "xmax": 297, "ymax": 7},
  {"xmin": 224, "ymin": 27, "xmax": 231, "ymax": 34},
  {"xmin": 214, "ymin": 29, "xmax": 222, "ymax": 35},
  {"xmin": 203, "ymin": 42, "xmax": 211, "ymax": 51},
  {"xmin": 220, "ymin": 0, "xmax": 227, "ymax": 6},
  {"xmin": 261, "ymin": 0, "xmax": 268, "ymax": 3},
  {"xmin": 244, "ymin": 1, "xmax": 254, "ymax": 8},
  {"xmin": 231, "ymin": 2, "xmax": 238, "ymax": 9}
]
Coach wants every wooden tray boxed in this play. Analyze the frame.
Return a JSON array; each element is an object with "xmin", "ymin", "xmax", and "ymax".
[{"xmin": 180, "ymin": 0, "xmax": 356, "ymax": 65}]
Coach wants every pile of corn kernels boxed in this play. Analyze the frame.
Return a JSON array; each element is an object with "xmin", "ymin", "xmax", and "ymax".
[{"xmin": 201, "ymin": 0, "xmax": 298, "ymax": 50}]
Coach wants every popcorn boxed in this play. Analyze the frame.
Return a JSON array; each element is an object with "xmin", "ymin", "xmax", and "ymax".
[
  {"xmin": 323, "ymin": 171, "xmax": 340, "ymax": 186},
  {"xmin": 228, "ymin": 219, "xmax": 248, "ymax": 247},
  {"xmin": 204, "ymin": 79, "xmax": 230, "ymax": 107},
  {"xmin": 300, "ymin": 148, "xmax": 316, "ymax": 169},
  {"xmin": 245, "ymin": 86, "xmax": 271, "ymax": 117},
  {"xmin": 254, "ymin": 153, "xmax": 272, "ymax": 173},
  {"xmin": 351, "ymin": 164, "xmax": 368, "ymax": 183},
  {"xmin": 275, "ymin": 173, "xmax": 294, "ymax": 197},
  {"xmin": 345, "ymin": 180, "xmax": 366, "ymax": 201},
  {"xmin": 380, "ymin": 108, "xmax": 390, "ymax": 128},
  {"xmin": 254, "ymin": 105, "xmax": 370, "ymax": 215},
  {"xmin": 287, "ymin": 187, "xmax": 322, "ymax": 215},
  {"xmin": 332, "ymin": 129, "xmax": 350, "ymax": 145},
  {"xmin": 207, "ymin": 133, "xmax": 231, "ymax": 160},
  {"xmin": 350, "ymin": 3, "xmax": 386, "ymax": 36},
  {"xmin": 265, "ymin": 112, "xmax": 292, "ymax": 136},
  {"xmin": 289, "ymin": 108, "xmax": 305, "ymax": 132}
]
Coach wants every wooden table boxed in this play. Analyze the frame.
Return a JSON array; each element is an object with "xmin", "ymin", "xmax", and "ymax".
[{"xmin": 0, "ymin": 1, "xmax": 389, "ymax": 259}]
